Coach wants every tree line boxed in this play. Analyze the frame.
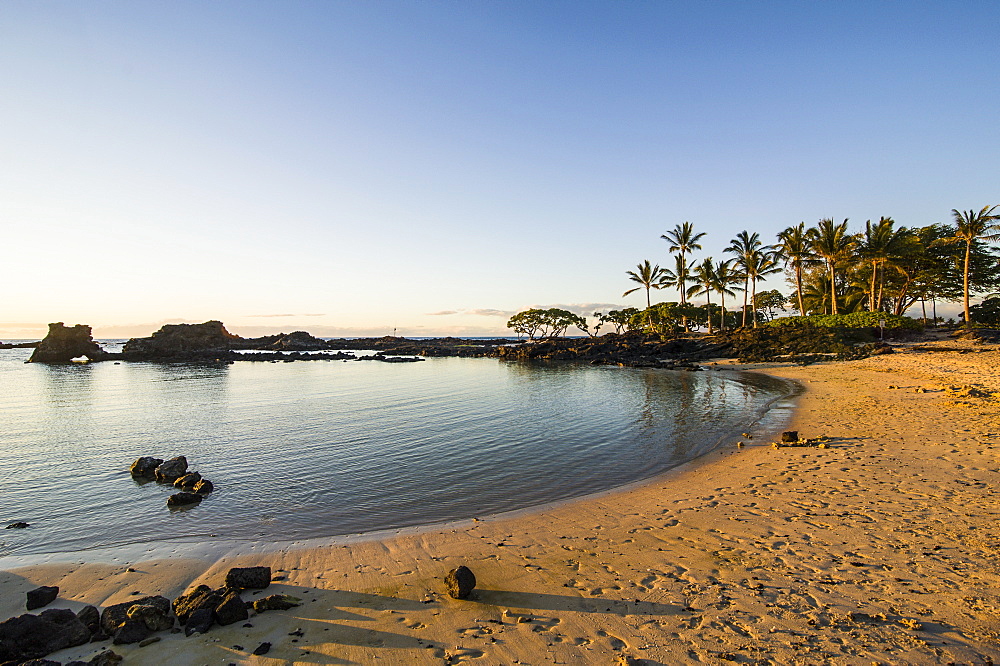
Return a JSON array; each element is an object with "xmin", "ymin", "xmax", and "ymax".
[
  {"xmin": 622, "ymin": 206, "xmax": 1000, "ymax": 332},
  {"xmin": 508, "ymin": 206, "xmax": 1000, "ymax": 339}
]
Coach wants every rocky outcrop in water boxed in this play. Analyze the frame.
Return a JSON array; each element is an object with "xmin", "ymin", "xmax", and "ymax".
[
  {"xmin": 490, "ymin": 332, "xmax": 709, "ymax": 368},
  {"xmin": 28, "ymin": 323, "xmax": 111, "ymax": 363},
  {"xmin": 129, "ymin": 457, "xmax": 163, "ymax": 480},
  {"xmin": 154, "ymin": 456, "xmax": 188, "ymax": 483},
  {"xmin": 121, "ymin": 321, "xmax": 239, "ymax": 361}
]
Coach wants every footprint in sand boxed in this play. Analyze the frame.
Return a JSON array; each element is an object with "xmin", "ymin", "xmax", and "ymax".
[
  {"xmin": 444, "ymin": 647, "xmax": 485, "ymax": 663},
  {"xmin": 595, "ymin": 629, "xmax": 629, "ymax": 651}
]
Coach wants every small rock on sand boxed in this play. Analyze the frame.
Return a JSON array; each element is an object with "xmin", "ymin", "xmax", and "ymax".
[
  {"xmin": 26, "ymin": 585, "xmax": 59, "ymax": 610},
  {"xmin": 445, "ymin": 566, "xmax": 476, "ymax": 599}
]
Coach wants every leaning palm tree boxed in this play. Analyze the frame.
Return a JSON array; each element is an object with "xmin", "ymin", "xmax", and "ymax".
[
  {"xmin": 725, "ymin": 231, "xmax": 763, "ymax": 327},
  {"xmin": 661, "ymin": 222, "xmax": 706, "ymax": 306},
  {"xmin": 948, "ymin": 206, "xmax": 1000, "ymax": 327},
  {"xmin": 776, "ymin": 222, "xmax": 815, "ymax": 315},
  {"xmin": 687, "ymin": 258, "xmax": 717, "ymax": 333},
  {"xmin": 806, "ymin": 218, "xmax": 856, "ymax": 316},
  {"xmin": 623, "ymin": 260, "xmax": 669, "ymax": 309},
  {"xmin": 709, "ymin": 259, "xmax": 739, "ymax": 331}
]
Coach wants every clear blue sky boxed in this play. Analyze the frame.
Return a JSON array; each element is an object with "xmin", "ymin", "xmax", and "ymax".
[{"xmin": 2, "ymin": 1, "xmax": 997, "ymax": 338}]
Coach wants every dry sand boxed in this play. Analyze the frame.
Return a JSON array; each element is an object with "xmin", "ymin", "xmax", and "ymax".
[{"xmin": 3, "ymin": 334, "xmax": 1000, "ymax": 665}]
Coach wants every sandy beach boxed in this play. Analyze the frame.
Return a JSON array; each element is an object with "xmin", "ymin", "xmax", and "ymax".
[{"xmin": 4, "ymin": 335, "xmax": 1000, "ymax": 665}]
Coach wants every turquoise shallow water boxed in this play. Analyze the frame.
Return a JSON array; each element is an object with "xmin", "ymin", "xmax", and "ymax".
[{"xmin": 0, "ymin": 346, "xmax": 793, "ymax": 557}]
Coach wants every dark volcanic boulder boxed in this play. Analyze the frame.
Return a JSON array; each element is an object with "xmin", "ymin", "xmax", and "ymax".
[
  {"xmin": 129, "ymin": 457, "xmax": 163, "ymax": 479},
  {"xmin": 173, "ymin": 585, "xmax": 222, "ymax": 625},
  {"xmin": 155, "ymin": 456, "xmax": 188, "ymax": 483},
  {"xmin": 111, "ymin": 618, "xmax": 150, "ymax": 645},
  {"xmin": 0, "ymin": 610, "xmax": 91, "ymax": 661},
  {"xmin": 445, "ymin": 566, "xmax": 476, "ymax": 599},
  {"xmin": 167, "ymin": 492, "xmax": 202, "ymax": 507},
  {"xmin": 126, "ymin": 603, "xmax": 173, "ymax": 632},
  {"xmin": 252, "ymin": 594, "xmax": 302, "ymax": 613},
  {"xmin": 214, "ymin": 589, "xmax": 249, "ymax": 626},
  {"xmin": 121, "ymin": 320, "xmax": 240, "ymax": 361},
  {"xmin": 173, "ymin": 472, "xmax": 202, "ymax": 489},
  {"xmin": 192, "ymin": 479, "xmax": 214, "ymax": 494},
  {"xmin": 76, "ymin": 605, "xmax": 101, "ymax": 635},
  {"xmin": 28, "ymin": 323, "xmax": 111, "ymax": 363},
  {"xmin": 100, "ymin": 595, "xmax": 170, "ymax": 635},
  {"xmin": 225, "ymin": 566, "xmax": 271, "ymax": 590},
  {"xmin": 6, "ymin": 521, "xmax": 30, "ymax": 529},
  {"xmin": 184, "ymin": 608, "xmax": 214, "ymax": 636},
  {"xmin": 26, "ymin": 585, "xmax": 59, "ymax": 610}
]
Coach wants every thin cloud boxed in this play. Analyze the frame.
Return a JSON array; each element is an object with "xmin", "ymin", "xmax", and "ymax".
[
  {"xmin": 467, "ymin": 308, "xmax": 515, "ymax": 317},
  {"xmin": 246, "ymin": 313, "xmax": 326, "ymax": 318},
  {"xmin": 426, "ymin": 308, "xmax": 515, "ymax": 317}
]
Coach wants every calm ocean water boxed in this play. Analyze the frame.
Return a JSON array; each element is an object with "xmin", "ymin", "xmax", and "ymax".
[{"xmin": 0, "ymin": 344, "xmax": 793, "ymax": 557}]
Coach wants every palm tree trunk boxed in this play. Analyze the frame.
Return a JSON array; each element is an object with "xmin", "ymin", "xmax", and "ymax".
[
  {"xmin": 720, "ymin": 293, "xmax": 727, "ymax": 331},
  {"xmin": 751, "ymin": 279, "xmax": 759, "ymax": 328},
  {"xmin": 869, "ymin": 261, "xmax": 878, "ymax": 312},
  {"xmin": 963, "ymin": 241, "xmax": 972, "ymax": 328},
  {"xmin": 795, "ymin": 264, "xmax": 804, "ymax": 315},
  {"xmin": 706, "ymin": 293, "xmax": 713, "ymax": 334},
  {"xmin": 741, "ymin": 277, "xmax": 749, "ymax": 327},
  {"xmin": 829, "ymin": 262, "xmax": 838, "ymax": 315}
]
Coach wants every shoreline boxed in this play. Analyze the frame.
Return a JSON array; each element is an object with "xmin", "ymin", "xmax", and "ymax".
[{"xmin": 4, "ymin": 339, "xmax": 1000, "ymax": 664}]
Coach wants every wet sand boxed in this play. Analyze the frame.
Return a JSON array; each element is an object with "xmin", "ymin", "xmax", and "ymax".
[{"xmin": 3, "ymin": 335, "xmax": 1000, "ymax": 665}]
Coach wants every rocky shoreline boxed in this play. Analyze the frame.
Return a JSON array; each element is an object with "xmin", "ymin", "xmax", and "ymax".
[{"xmin": 15, "ymin": 319, "xmax": 936, "ymax": 368}]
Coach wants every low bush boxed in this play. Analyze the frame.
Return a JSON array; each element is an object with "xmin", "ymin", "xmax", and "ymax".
[{"xmin": 766, "ymin": 313, "xmax": 922, "ymax": 330}]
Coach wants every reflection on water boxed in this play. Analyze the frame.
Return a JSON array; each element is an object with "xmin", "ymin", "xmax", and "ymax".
[{"xmin": 0, "ymin": 350, "xmax": 793, "ymax": 557}]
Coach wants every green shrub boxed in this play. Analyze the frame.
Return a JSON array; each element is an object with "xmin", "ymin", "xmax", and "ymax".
[{"xmin": 765, "ymin": 313, "xmax": 922, "ymax": 330}]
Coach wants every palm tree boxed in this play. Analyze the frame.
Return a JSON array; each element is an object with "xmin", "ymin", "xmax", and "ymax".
[
  {"xmin": 776, "ymin": 222, "xmax": 815, "ymax": 315},
  {"xmin": 858, "ymin": 217, "xmax": 911, "ymax": 312},
  {"xmin": 623, "ymin": 260, "xmax": 669, "ymax": 309},
  {"xmin": 745, "ymin": 249, "xmax": 782, "ymax": 327},
  {"xmin": 688, "ymin": 258, "xmax": 717, "ymax": 333},
  {"xmin": 709, "ymin": 259, "xmax": 739, "ymax": 331},
  {"xmin": 806, "ymin": 218, "xmax": 856, "ymax": 315},
  {"xmin": 725, "ymin": 231, "xmax": 762, "ymax": 327},
  {"xmin": 661, "ymin": 222, "xmax": 706, "ymax": 306},
  {"xmin": 948, "ymin": 206, "xmax": 1000, "ymax": 327}
]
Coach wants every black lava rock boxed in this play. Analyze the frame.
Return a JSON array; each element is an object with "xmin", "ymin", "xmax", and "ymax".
[
  {"xmin": 166, "ymin": 492, "xmax": 203, "ymax": 507},
  {"xmin": 26, "ymin": 586, "xmax": 59, "ymax": 610},
  {"xmin": 100, "ymin": 595, "xmax": 170, "ymax": 635},
  {"xmin": 184, "ymin": 608, "xmax": 214, "ymax": 636},
  {"xmin": 214, "ymin": 589, "xmax": 249, "ymax": 626},
  {"xmin": 225, "ymin": 566, "xmax": 271, "ymax": 590},
  {"xmin": 445, "ymin": 566, "xmax": 476, "ymax": 599},
  {"xmin": 111, "ymin": 618, "xmax": 151, "ymax": 645}
]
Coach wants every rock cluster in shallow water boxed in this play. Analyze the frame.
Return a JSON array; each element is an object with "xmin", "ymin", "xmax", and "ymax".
[{"xmin": 129, "ymin": 456, "xmax": 215, "ymax": 507}]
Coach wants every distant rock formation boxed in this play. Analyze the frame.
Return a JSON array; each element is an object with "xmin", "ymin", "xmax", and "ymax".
[
  {"xmin": 121, "ymin": 321, "xmax": 239, "ymax": 361},
  {"xmin": 258, "ymin": 331, "xmax": 327, "ymax": 351},
  {"xmin": 28, "ymin": 323, "xmax": 111, "ymax": 363}
]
